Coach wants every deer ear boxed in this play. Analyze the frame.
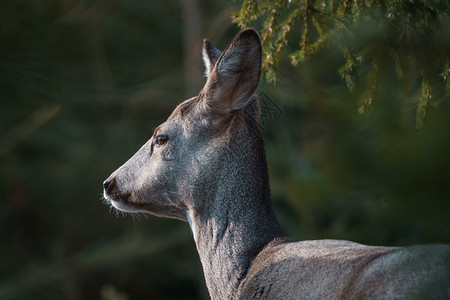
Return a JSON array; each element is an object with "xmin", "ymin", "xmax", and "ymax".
[
  {"xmin": 202, "ymin": 39, "xmax": 222, "ymax": 77},
  {"xmin": 202, "ymin": 28, "xmax": 262, "ymax": 114}
]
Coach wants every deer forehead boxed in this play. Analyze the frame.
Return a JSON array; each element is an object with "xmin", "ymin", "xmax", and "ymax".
[{"xmin": 162, "ymin": 96, "xmax": 221, "ymax": 137}]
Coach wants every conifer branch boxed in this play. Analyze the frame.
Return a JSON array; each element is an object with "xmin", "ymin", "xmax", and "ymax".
[{"xmin": 234, "ymin": 0, "xmax": 450, "ymax": 127}]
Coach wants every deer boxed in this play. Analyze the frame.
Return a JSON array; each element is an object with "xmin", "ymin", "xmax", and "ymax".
[{"xmin": 103, "ymin": 28, "xmax": 450, "ymax": 299}]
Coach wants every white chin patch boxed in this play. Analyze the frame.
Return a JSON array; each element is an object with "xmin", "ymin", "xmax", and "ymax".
[
  {"xmin": 110, "ymin": 199, "xmax": 137, "ymax": 213},
  {"xmin": 104, "ymin": 192, "xmax": 138, "ymax": 213}
]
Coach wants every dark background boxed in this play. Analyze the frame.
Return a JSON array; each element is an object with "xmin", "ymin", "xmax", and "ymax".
[{"xmin": 1, "ymin": 1, "xmax": 449, "ymax": 299}]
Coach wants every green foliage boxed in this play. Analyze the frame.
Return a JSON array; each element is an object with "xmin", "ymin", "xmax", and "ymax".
[{"xmin": 233, "ymin": 0, "xmax": 450, "ymax": 128}]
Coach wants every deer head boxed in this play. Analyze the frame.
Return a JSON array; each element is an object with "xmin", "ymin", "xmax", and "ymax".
[{"xmin": 103, "ymin": 29, "xmax": 267, "ymax": 223}]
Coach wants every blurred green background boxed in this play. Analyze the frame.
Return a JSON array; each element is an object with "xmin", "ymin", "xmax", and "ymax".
[{"xmin": 1, "ymin": 1, "xmax": 449, "ymax": 299}]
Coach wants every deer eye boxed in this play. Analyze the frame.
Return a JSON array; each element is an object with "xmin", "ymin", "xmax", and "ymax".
[{"xmin": 154, "ymin": 135, "xmax": 168, "ymax": 147}]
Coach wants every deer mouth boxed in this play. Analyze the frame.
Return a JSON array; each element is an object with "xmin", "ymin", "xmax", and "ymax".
[
  {"xmin": 104, "ymin": 191, "xmax": 147, "ymax": 214},
  {"xmin": 102, "ymin": 179, "xmax": 159, "ymax": 214},
  {"xmin": 103, "ymin": 177, "xmax": 140, "ymax": 213},
  {"xmin": 102, "ymin": 176, "xmax": 187, "ymax": 219}
]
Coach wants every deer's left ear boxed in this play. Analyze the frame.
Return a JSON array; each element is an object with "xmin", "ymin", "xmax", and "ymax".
[
  {"xmin": 202, "ymin": 39, "xmax": 222, "ymax": 77},
  {"xmin": 201, "ymin": 28, "xmax": 262, "ymax": 114}
]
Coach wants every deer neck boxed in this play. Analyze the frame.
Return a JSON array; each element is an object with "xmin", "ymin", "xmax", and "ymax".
[{"xmin": 187, "ymin": 120, "xmax": 286, "ymax": 299}]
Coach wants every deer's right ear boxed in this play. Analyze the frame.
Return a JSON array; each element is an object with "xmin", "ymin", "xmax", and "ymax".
[
  {"xmin": 201, "ymin": 28, "xmax": 262, "ymax": 115},
  {"xmin": 202, "ymin": 39, "xmax": 222, "ymax": 77}
]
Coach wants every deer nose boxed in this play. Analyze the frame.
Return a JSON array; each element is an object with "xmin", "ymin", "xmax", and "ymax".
[{"xmin": 103, "ymin": 177, "xmax": 116, "ymax": 192}]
